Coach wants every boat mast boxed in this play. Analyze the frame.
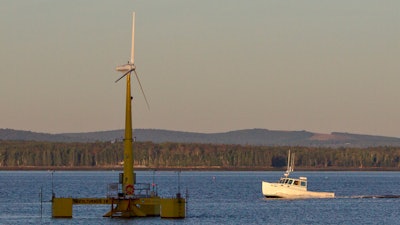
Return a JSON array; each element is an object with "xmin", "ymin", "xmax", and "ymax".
[{"xmin": 284, "ymin": 150, "xmax": 294, "ymax": 178}]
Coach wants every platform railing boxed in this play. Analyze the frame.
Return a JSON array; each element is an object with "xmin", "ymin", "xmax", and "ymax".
[{"xmin": 106, "ymin": 182, "xmax": 157, "ymax": 198}]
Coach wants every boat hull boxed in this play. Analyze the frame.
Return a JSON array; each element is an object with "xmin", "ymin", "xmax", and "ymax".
[{"xmin": 262, "ymin": 181, "xmax": 335, "ymax": 199}]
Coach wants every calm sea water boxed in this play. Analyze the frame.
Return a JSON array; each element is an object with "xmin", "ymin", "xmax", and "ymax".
[{"xmin": 0, "ymin": 170, "xmax": 399, "ymax": 225}]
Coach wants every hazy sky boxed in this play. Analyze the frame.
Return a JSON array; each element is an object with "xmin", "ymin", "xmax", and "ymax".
[{"xmin": 1, "ymin": 0, "xmax": 399, "ymax": 137}]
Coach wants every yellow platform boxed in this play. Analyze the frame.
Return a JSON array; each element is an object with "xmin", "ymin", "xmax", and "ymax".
[{"xmin": 52, "ymin": 196, "xmax": 185, "ymax": 219}]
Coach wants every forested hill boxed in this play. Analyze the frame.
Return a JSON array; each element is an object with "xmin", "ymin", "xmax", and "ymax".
[
  {"xmin": 2, "ymin": 128, "xmax": 400, "ymax": 147},
  {"xmin": 1, "ymin": 141, "xmax": 400, "ymax": 170}
]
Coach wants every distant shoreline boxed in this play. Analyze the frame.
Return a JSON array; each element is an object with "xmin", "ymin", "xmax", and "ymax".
[{"xmin": 1, "ymin": 166, "xmax": 399, "ymax": 171}]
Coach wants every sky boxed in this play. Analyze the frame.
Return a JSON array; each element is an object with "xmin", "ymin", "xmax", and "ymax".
[{"xmin": 1, "ymin": 0, "xmax": 399, "ymax": 137}]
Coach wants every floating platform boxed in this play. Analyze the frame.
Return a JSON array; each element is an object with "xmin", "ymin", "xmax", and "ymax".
[{"xmin": 52, "ymin": 195, "xmax": 185, "ymax": 218}]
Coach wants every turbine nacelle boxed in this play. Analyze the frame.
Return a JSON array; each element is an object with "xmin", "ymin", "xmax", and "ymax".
[{"xmin": 116, "ymin": 63, "xmax": 136, "ymax": 73}]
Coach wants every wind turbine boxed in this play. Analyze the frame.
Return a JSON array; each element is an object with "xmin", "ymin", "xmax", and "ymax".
[
  {"xmin": 115, "ymin": 12, "xmax": 149, "ymax": 196},
  {"xmin": 52, "ymin": 12, "xmax": 186, "ymax": 219}
]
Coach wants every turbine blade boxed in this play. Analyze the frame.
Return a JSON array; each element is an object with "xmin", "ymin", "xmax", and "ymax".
[
  {"xmin": 130, "ymin": 12, "xmax": 135, "ymax": 65},
  {"xmin": 133, "ymin": 70, "xmax": 150, "ymax": 110},
  {"xmin": 115, "ymin": 69, "xmax": 132, "ymax": 83}
]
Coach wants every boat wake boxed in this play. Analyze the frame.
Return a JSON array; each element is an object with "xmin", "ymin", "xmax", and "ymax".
[
  {"xmin": 261, "ymin": 195, "xmax": 400, "ymax": 200},
  {"xmin": 341, "ymin": 195, "xmax": 400, "ymax": 199}
]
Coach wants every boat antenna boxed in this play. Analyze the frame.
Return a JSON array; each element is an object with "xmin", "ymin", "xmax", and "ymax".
[
  {"xmin": 291, "ymin": 152, "xmax": 295, "ymax": 173},
  {"xmin": 284, "ymin": 150, "xmax": 294, "ymax": 177}
]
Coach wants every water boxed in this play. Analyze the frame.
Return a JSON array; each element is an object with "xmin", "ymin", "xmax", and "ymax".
[{"xmin": 0, "ymin": 171, "xmax": 399, "ymax": 224}]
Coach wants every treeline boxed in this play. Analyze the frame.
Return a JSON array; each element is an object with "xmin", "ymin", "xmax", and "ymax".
[{"xmin": 1, "ymin": 140, "xmax": 400, "ymax": 169}]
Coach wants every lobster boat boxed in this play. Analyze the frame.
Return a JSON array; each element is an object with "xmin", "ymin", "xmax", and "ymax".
[{"xmin": 262, "ymin": 150, "xmax": 335, "ymax": 199}]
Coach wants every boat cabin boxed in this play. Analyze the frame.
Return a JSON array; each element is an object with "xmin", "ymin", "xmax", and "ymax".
[{"xmin": 278, "ymin": 177, "xmax": 307, "ymax": 188}]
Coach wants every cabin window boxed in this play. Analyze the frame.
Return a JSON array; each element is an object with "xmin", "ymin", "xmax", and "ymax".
[
  {"xmin": 294, "ymin": 180, "xmax": 299, "ymax": 185},
  {"xmin": 288, "ymin": 179, "xmax": 293, "ymax": 185},
  {"xmin": 284, "ymin": 179, "xmax": 289, "ymax": 184},
  {"xmin": 301, "ymin": 181, "xmax": 306, "ymax": 187}
]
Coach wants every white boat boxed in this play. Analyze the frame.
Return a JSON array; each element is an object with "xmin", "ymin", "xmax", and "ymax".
[{"xmin": 262, "ymin": 150, "xmax": 335, "ymax": 199}]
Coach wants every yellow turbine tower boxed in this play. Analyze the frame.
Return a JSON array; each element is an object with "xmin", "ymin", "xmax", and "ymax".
[{"xmin": 115, "ymin": 11, "xmax": 150, "ymax": 197}]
